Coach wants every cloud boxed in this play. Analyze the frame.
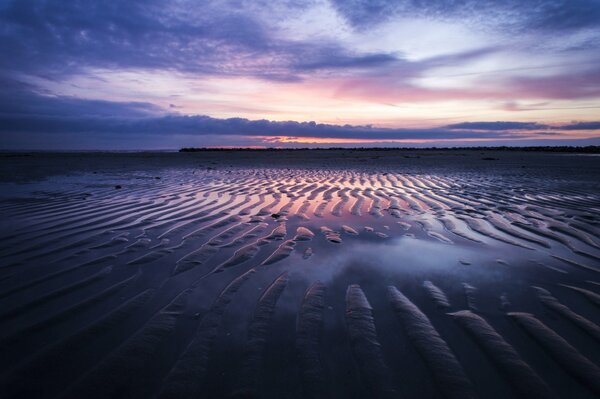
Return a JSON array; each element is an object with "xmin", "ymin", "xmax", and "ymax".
[
  {"xmin": 0, "ymin": 0, "xmax": 400, "ymax": 82},
  {"xmin": 330, "ymin": 65, "xmax": 600, "ymax": 104},
  {"xmin": 560, "ymin": 121, "xmax": 600, "ymax": 130},
  {"xmin": 1, "ymin": 0, "xmax": 599, "ymax": 151},
  {"xmin": 1, "ymin": 87, "xmax": 594, "ymax": 148},
  {"xmin": 330, "ymin": 0, "xmax": 600, "ymax": 32},
  {"xmin": 3, "ymin": 1, "xmax": 597, "ymax": 83},
  {"xmin": 445, "ymin": 120, "xmax": 600, "ymax": 131},
  {"xmin": 294, "ymin": 52, "xmax": 398, "ymax": 71},
  {"xmin": 1, "ymin": 112, "xmax": 527, "ymax": 140},
  {"xmin": 0, "ymin": 79, "xmax": 163, "ymax": 119},
  {"xmin": 1, "ymin": 0, "xmax": 599, "ymax": 111},
  {"xmin": 445, "ymin": 122, "xmax": 548, "ymax": 130}
]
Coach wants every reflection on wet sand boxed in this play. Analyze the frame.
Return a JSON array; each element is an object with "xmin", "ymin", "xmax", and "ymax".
[{"xmin": 0, "ymin": 164, "xmax": 599, "ymax": 398}]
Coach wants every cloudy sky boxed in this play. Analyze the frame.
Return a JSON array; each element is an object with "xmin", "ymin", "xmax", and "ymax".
[{"xmin": 1, "ymin": 0, "xmax": 600, "ymax": 149}]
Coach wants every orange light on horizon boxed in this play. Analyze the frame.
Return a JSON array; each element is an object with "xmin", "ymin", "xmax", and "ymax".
[{"xmin": 203, "ymin": 145, "xmax": 268, "ymax": 149}]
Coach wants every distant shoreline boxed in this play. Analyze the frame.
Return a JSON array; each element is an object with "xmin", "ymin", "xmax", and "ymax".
[
  {"xmin": 2, "ymin": 145, "xmax": 600, "ymax": 155},
  {"xmin": 179, "ymin": 146, "xmax": 600, "ymax": 153}
]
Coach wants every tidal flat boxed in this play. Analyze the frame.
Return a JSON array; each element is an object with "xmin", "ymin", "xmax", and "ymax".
[{"xmin": 0, "ymin": 149, "xmax": 599, "ymax": 398}]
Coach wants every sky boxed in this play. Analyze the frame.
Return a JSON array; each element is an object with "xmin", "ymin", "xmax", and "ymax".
[{"xmin": 1, "ymin": 0, "xmax": 600, "ymax": 149}]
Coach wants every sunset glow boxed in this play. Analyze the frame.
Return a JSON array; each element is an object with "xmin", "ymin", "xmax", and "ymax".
[{"xmin": 1, "ymin": 0, "xmax": 599, "ymax": 148}]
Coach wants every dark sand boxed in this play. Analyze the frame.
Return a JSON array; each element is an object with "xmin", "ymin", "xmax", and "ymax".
[{"xmin": 0, "ymin": 150, "xmax": 598, "ymax": 398}]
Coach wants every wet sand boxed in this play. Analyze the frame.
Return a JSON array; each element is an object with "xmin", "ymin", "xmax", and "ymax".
[{"xmin": 0, "ymin": 150, "xmax": 599, "ymax": 398}]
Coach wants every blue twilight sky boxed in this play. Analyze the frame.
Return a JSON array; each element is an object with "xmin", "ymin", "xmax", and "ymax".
[{"xmin": 1, "ymin": 0, "xmax": 600, "ymax": 149}]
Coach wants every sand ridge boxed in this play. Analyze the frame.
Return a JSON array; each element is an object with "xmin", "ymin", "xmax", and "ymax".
[{"xmin": 0, "ymin": 153, "xmax": 598, "ymax": 398}]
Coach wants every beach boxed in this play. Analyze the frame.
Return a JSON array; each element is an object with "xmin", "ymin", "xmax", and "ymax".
[{"xmin": 0, "ymin": 150, "xmax": 599, "ymax": 398}]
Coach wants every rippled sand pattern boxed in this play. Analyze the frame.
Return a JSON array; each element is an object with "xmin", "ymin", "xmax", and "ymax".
[{"xmin": 1, "ymin": 163, "xmax": 599, "ymax": 398}]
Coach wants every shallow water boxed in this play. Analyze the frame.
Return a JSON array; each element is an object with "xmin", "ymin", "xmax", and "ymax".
[{"xmin": 0, "ymin": 153, "xmax": 599, "ymax": 398}]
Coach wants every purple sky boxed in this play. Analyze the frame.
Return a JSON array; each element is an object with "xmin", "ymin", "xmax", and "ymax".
[{"xmin": 1, "ymin": 0, "xmax": 600, "ymax": 149}]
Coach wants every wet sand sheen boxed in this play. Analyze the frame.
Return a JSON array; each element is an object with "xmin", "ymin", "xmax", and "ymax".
[{"xmin": 0, "ymin": 151, "xmax": 599, "ymax": 398}]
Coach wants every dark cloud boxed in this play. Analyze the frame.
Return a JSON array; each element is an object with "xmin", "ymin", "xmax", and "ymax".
[
  {"xmin": 0, "ymin": 87, "xmax": 588, "ymax": 148},
  {"xmin": 331, "ymin": 0, "xmax": 600, "ymax": 32},
  {"xmin": 0, "ymin": 78, "xmax": 163, "ymax": 118},
  {"xmin": 0, "ymin": 0, "xmax": 399, "ymax": 81},
  {"xmin": 560, "ymin": 121, "xmax": 600, "ymax": 130},
  {"xmin": 1, "ymin": 0, "xmax": 264, "ymax": 77},
  {"xmin": 0, "ymin": 112, "xmax": 524, "ymax": 140},
  {"xmin": 444, "ymin": 121, "xmax": 600, "ymax": 135},
  {"xmin": 446, "ymin": 120, "xmax": 600, "ymax": 131},
  {"xmin": 445, "ymin": 122, "xmax": 548, "ymax": 130},
  {"xmin": 531, "ymin": 0, "xmax": 600, "ymax": 30},
  {"xmin": 294, "ymin": 52, "xmax": 398, "ymax": 71}
]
